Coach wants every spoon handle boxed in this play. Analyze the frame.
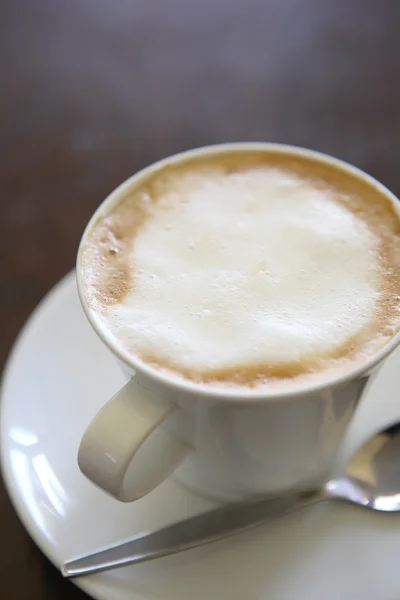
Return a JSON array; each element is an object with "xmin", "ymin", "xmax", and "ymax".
[{"xmin": 62, "ymin": 492, "xmax": 318, "ymax": 578}]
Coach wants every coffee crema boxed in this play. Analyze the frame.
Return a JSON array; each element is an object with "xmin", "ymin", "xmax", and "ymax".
[{"xmin": 80, "ymin": 149, "xmax": 400, "ymax": 390}]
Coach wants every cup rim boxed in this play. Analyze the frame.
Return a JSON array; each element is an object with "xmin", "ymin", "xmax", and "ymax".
[{"xmin": 76, "ymin": 142, "xmax": 400, "ymax": 403}]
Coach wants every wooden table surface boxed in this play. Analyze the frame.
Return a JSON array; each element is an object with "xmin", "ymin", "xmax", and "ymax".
[{"xmin": 1, "ymin": 0, "xmax": 400, "ymax": 598}]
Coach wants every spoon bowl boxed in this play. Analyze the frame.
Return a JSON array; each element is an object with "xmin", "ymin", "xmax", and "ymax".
[{"xmin": 325, "ymin": 421, "xmax": 400, "ymax": 511}]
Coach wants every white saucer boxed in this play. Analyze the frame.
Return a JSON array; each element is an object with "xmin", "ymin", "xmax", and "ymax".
[{"xmin": 2, "ymin": 272, "xmax": 400, "ymax": 600}]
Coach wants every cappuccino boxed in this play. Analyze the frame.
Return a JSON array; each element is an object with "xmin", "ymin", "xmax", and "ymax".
[{"xmin": 80, "ymin": 148, "xmax": 400, "ymax": 390}]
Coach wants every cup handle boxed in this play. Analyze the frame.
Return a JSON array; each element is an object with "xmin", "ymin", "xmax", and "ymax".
[{"xmin": 77, "ymin": 379, "xmax": 188, "ymax": 501}]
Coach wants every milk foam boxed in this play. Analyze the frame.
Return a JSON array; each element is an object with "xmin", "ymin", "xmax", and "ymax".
[{"xmin": 94, "ymin": 166, "xmax": 382, "ymax": 377}]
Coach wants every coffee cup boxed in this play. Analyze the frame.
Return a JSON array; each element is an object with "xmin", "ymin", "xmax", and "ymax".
[{"xmin": 76, "ymin": 143, "xmax": 400, "ymax": 502}]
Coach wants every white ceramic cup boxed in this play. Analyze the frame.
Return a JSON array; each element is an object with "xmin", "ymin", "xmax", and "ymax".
[{"xmin": 76, "ymin": 143, "xmax": 400, "ymax": 503}]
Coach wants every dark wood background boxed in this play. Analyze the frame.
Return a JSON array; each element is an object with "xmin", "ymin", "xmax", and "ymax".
[{"xmin": 1, "ymin": 0, "xmax": 400, "ymax": 598}]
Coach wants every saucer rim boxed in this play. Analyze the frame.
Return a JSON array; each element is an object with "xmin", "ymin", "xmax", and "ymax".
[{"xmin": 0, "ymin": 270, "xmax": 103, "ymax": 600}]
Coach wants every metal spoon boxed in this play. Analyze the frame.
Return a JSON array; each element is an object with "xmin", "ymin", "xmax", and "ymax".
[{"xmin": 62, "ymin": 421, "xmax": 400, "ymax": 578}]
